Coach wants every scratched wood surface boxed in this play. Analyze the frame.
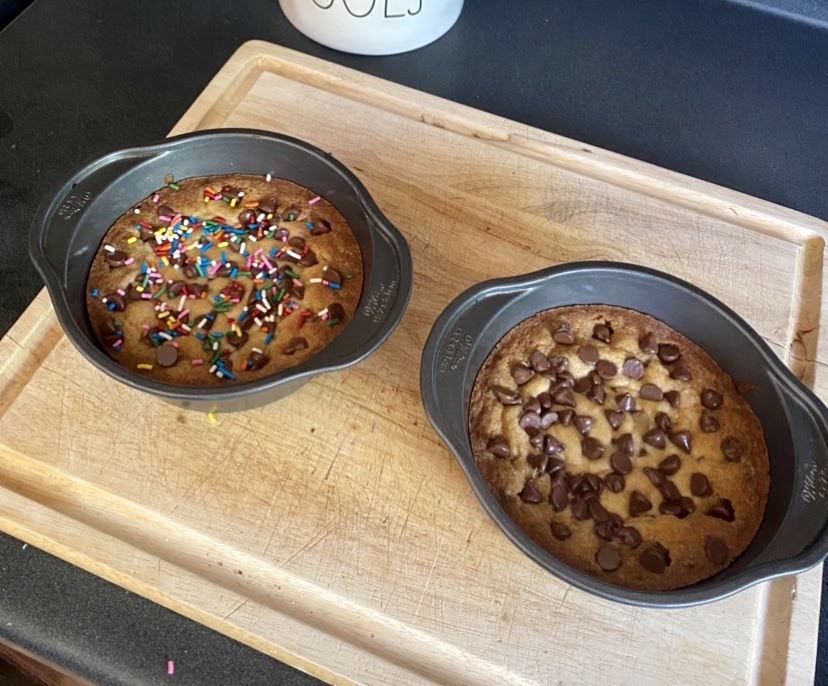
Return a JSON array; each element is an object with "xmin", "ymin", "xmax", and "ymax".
[{"xmin": 0, "ymin": 41, "xmax": 825, "ymax": 685}]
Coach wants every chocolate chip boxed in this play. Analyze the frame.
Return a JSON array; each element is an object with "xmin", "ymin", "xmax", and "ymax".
[
  {"xmin": 701, "ymin": 389, "xmax": 724, "ymax": 409},
  {"xmin": 529, "ymin": 349, "xmax": 550, "ymax": 372},
  {"xmin": 643, "ymin": 428, "xmax": 667, "ymax": 449},
  {"xmin": 670, "ymin": 361, "xmax": 692, "ymax": 381},
  {"xmin": 658, "ymin": 454, "xmax": 681, "ymax": 476},
  {"xmin": 167, "ymin": 280, "xmax": 187, "ymax": 297},
  {"xmin": 157, "ymin": 204, "xmax": 177, "ymax": 219},
  {"xmin": 596, "ymin": 546, "xmax": 621, "ymax": 572},
  {"xmin": 553, "ymin": 325, "xmax": 575, "ymax": 345},
  {"xmin": 584, "ymin": 473, "xmax": 604, "ymax": 495},
  {"xmin": 706, "ymin": 498, "xmax": 735, "ymax": 522},
  {"xmin": 593, "ymin": 323, "xmax": 613, "ymax": 343},
  {"xmin": 589, "ymin": 500, "xmax": 611, "ymax": 523},
  {"xmin": 610, "ymin": 451, "xmax": 633, "ymax": 475},
  {"xmin": 257, "ymin": 196, "xmax": 277, "ymax": 213},
  {"xmin": 155, "ymin": 344, "xmax": 179, "ymax": 368},
  {"xmin": 549, "ymin": 356, "xmax": 569, "ymax": 373},
  {"xmin": 552, "ymin": 387, "xmax": 576, "ymax": 407},
  {"xmin": 705, "ymin": 536, "xmax": 730, "ymax": 565},
  {"xmin": 594, "ymin": 519, "xmax": 618, "ymax": 541},
  {"xmin": 539, "ymin": 411, "xmax": 558, "ymax": 429},
  {"xmin": 582, "ymin": 437, "xmax": 604, "ymax": 460},
  {"xmin": 100, "ymin": 320, "xmax": 120, "ymax": 341},
  {"xmin": 639, "ymin": 332, "xmax": 658, "ymax": 354},
  {"xmin": 621, "ymin": 358, "xmax": 645, "ymax": 380},
  {"xmin": 226, "ymin": 330, "xmax": 248, "ymax": 348},
  {"xmin": 644, "ymin": 467, "xmax": 665, "ymax": 487},
  {"xmin": 524, "ymin": 396, "xmax": 541, "ymax": 415},
  {"xmin": 699, "ymin": 409, "xmax": 720, "ymax": 433},
  {"xmin": 595, "ymin": 360, "xmax": 617, "ymax": 380},
  {"xmin": 525, "ymin": 454, "xmax": 546, "ymax": 472},
  {"xmin": 659, "ymin": 481, "xmax": 681, "ymax": 502},
  {"xmin": 536, "ymin": 392, "xmax": 553, "ymax": 410},
  {"xmin": 658, "ymin": 500, "xmax": 683, "ymax": 519},
  {"xmin": 238, "ymin": 209, "xmax": 257, "ymax": 226},
  {"xmin": 529, "ymin": 434, "xmax": 544, "ymax": 450},
  {"xmin": 650, "ymin": 413, "xmax": 669, "ymax": 434},
  {"xmin": 604, "ymin": 473, "xmax": 626, "ymax": 493},
  {"xmin": 616, "ymin": 527, "xmax": 642, "ymax": 549},
  {"xmin": 551, "ymin": 522, "xmax": 572, "ymax": 541},
  {"xmin": 246, "ymin": 350, "xmax": 270, "ymax": 371},
  {"xmin": 558, "ymin": 409, "xmax": 574, "ymax": 426},
  {"xmin": 721, "ymin": 437, "xmax": 742, "ymax": 462},
  {"xmin": 487, "ymin": 436, "xmax": 511, "ymax": 459},
  {"xmin": 288, "ymin": 236, "xmax": 306, "ymax": 251},
  {"xmin": 664, "ymin": 390, "xmax": 680, "ymax": 408},
  {"xmin": 511, "ymin": 364, "xmax": 535, "ymax": 385},
  {"xmin": 615, "ymin": 393, "xmax": 635, "ymax": 413},
  {"xmin": 518, "ymin": 480, "xmax": 543, "ymax": 504},
  {"xmin": 570, "ymin": 496, "xmax": 590, "ymax": 520},
  {"xmin": 299, "ymin": 249, "xmax": 318, "ymax": 267},
  {"xmin": 670, "ymin": 431, "xmax": 692, "ymax": 454},
  {"xmin": 550, "ymin": 484, "xmax": 569, "ymax": 512},
  {"xmin": 658, "ymin": 344, "xmax": 681, "ymax": 363},
  {"xmin": 543, "ymin": 435, "xmax": 565, "ymax": 455},
  {"xmin": 289, "ymin": 281, "xmax": 306, "ymax": 300},
  {"xmin": 216, "ymin": 261, "xmax": 239, "ymax": 277},
  {"xmin": 679, "ymin": 496, "xmax": 696, "ymax": 516},
  {"xmin": 629, "ymin": 491, "xmax": 653, "ymax": 517},
  {"xmin": 103, "ymin": 292, "xmax": 126, "ymax": 312},
  {"xmin": 690, "ymin": 472, "xmax": 712, "ymax": 497},
  {"xmin": 139, "ymin": 226, "xmax": 155, "ymax": 242},
  {"xmin": 586, "ymin": 383, "xmax": 606, "ymax": 405},
  {"xmin": 573, "ymin": 377, "xmax": 593, "ymax": 394},
  {"xmin": 125, "ymin": 283, "xmax": 142, "ymax": 301},
  {"xmin": 640, "ymin": 384, "xmax": 664, "ymax": 401},
  {"xmin": 613, "ymin": 433, "xmax": 634, "ymax": 456},
  {"xmin": 284, "ymin": 337, "xmax": 308, "ymax": 355},
  {"xmin": 546, "ymin": 456, "xmax": 566, "ymax": 474},
  {"xmin": 578, "ymin": 345, "xmax": 599, "ymax": 364},
  {"xmin": 557, "ymin": 371, "xmax": 576, "ymax": 387},
  {"xmin": 519, "ymin": 412, "xmax": 542, "ymax": 434},
  {"xmin": 640, "ymin": 544, "xmax": 671, "ymax": 574},
  {"xmin": 573, "ymin": 415, "xmax": 594, "ymax": 435},
  {"xmin": 492, "ymin": 385, "xmax": 521, "ymax": 405},
  {"xmin": 311, "ymin": 218, "xmax": 332, "ymax": 236},
  {"xmin": 604, "ymin": 409, "xmax": 625, "ymax": 430},
  {"xmin": 105, "ymin": 249, "xmax": 128, "ymax": 268}
]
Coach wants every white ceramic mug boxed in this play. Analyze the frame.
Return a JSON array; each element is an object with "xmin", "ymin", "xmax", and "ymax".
[{"xmin": 279, "ymin": 0, "xmax": 464, "ymax": 55}]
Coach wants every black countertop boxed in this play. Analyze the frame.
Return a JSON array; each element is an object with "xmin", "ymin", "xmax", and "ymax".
[{"xmin": 0, "ymin": 1, "xmax": 826, "ymax": 684}]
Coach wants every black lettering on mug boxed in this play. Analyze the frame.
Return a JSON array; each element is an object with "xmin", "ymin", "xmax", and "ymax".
[
  {"xmin": 312, "ymin": 0, "xmax": 335, "ymax": 8},
  {"xmin": 343, "ymin": 0, "xmax": 376, "ymax": 17}
]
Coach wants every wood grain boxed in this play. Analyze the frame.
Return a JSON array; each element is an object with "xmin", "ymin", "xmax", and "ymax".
[{"xmin": 1, "ymin": 41, "xmax": 825, "ymax": 685}]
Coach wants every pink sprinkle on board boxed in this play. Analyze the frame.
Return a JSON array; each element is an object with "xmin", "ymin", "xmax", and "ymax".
[{"xmin": 167, "ymin": 659, "xmax": 175, "ymax": 675}]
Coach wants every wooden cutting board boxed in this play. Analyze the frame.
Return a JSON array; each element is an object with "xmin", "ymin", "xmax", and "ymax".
[{"xmin": 1, "ymin": 41, "xmax": 825, "ymax": 685}]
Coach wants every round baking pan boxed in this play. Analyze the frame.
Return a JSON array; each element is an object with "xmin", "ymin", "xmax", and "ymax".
[
  {"xmin": 420, "ymin": 261, "xmax": 828, "ymax": 607},
  {"xmin": 30, "ymin": 129, "xmax": 412, "ymax": 412}
]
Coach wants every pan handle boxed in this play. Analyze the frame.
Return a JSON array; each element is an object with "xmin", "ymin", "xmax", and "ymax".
[{"xmin": 770, "ymin": 378, "xmax": 828, "ymax": 567}]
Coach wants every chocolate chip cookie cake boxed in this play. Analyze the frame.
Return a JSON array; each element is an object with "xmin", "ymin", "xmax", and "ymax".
[
  {"xmin": 469, "ymin": 305, "xmax": 770, "ymax": 591},
  {"xmin": 86, "ymin": 175, "xmax": 363, "ymax": 385}
]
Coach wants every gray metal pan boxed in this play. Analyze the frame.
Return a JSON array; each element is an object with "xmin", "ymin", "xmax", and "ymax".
[
  {"xmin": 420, "ymin": 261, "xmax": 828, "ymax": 607},
  {"xmin": 29, "ymin": 129, "xmax": 412, "ymax": 412}
]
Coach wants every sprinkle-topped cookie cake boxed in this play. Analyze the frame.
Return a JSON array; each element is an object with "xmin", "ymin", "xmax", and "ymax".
[
  {"xmin": 86, "ymin": 174, "xmax": 363, "ymax": 385},
  {"xmin": 469, "ymin": 305, "xmax": 770, "ymax": 591}
]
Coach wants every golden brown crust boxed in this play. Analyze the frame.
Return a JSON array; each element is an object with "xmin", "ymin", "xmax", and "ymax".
[
  {"xmin": 469, "ymin": 306, "xmax": 770, "ymax": 591},
  {"xmin": 86, "ymin": 175, "xmax": 363, "ymax": 385}
]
